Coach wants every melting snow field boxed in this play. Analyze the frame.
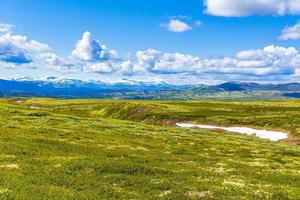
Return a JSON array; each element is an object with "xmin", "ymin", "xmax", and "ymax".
[{"xmin": 176, "ymin": 123, "xmax": 288, "ymax": 142}]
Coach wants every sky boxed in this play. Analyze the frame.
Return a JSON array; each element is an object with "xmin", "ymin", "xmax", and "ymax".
[{"xmin": 1, "ymin": 0, "xmax": 300, "ymax": 84}]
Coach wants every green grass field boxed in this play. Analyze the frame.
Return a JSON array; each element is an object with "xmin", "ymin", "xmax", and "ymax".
[{"xmin": 0, "ymin": 98, "xmax": 299, "ymax": 199}]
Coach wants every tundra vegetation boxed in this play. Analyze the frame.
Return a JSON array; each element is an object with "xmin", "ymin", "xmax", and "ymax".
[{"xmin": 0, "ymin": 98, "xmax": 299, "ymax": 199}]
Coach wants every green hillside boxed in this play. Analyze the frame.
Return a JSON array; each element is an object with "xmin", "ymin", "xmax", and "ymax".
[{"xmin": 0, "ymin": 98, "xmax": 299, "ymax": 199}]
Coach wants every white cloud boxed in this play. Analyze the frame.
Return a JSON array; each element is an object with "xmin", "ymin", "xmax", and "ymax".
[
  {"xmin": 69, "ymin": 32, "xmax": 123, "ymax": 74},
  {"xmin": 0, "ymin": 40, "xmax": 32, "ymax": 65},
  {"xmin": 162, "ymin": 19, "xmax": 192, "ymax": 33},
  {"xmin": 130, "ymin": 45, "xmax": 299, "ymax": 79},
  {"xmin": 200, "ymin": 45, "xmax": 299, "ymax": 76},
  {"xmin": 71, "ymin": 31, "xmax": 118, "ymax": 61},
  {"xmin": 133, "ymin": 49, "xmax": 200, "ymax": 73},
  {"xmin": 161, "ymin": 18, "xmax": 202, "ymax": 33},
  {"xmin": 295, "ymin": 68, "xmax": 300, "ymax": 75},
  {"xmin": 84, "ymin": 62, "xmax": 115, "ymax": 73},
  {"xmin": 0, "ymin": 32, "xmax": 69, "ymax": 69},
  {"xmin": 204, "ymin": 0, "xmax": 300, "ymax": 17},
  {"xmin": 0, "ymin": 23, "xmax": 14, "ymax": 33},
  {"xmin": 1, "ymin": 24, "xmax": 300, "ymax": 83},
  {"xmin": 279, "ymin": 22, "xmax": 300, "ymax": 40}
]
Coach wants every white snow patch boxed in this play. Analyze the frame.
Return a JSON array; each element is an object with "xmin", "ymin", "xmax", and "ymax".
[
  {"xmin": 176, "ymin": 123, "xmax": 288, "ymax": 142},
  {"xmin": 30, "ymin": 106, "xmax": 47, "ymax": 110}
]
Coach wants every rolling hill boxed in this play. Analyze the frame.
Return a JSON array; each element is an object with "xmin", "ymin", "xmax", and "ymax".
[{"xmin": 0, "ymin": 98, "xmax": 299, "ymax": 199}]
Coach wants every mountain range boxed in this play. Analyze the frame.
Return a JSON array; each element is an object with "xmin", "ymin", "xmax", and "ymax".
[{"xmin": 0, "ymin": 78, "xmax": 299, "ymax": 99}]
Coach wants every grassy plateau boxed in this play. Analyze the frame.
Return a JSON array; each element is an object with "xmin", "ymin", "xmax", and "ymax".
[{"xmin": 0, "ymin": 98, "xmax": 299, "ymax": 199}]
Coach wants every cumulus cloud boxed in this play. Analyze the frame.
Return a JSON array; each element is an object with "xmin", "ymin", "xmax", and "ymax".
[
  {"xmin": 84, "ymin": 62, "xmax": 115, "ymax": 73},
  {"xmin": 1, "ymin": 24, "xmax": 300, "ymax": 83},
  {"xmin": 133, "ymin": 49, "xmax": 200, "ymax": 73},
  {"xmin": 0, "ymin": 32, "xmax": 70, "ymax": 70},
  {"xmin": 279, "ymin": 22, "xmax": 300, "ymax": 40},
  {"xmin": 0, "ymin": 23, "xmax": 14, "ymax": 33},
  {"xmin": 0, "ymin": 41, "xmax": 32, "ymax": 65},
  {"xmin": 69, "ymin": 32, "xmax": 123, "ymax": 74},
  {"xmin": 163, "ymin": 19, "xmax": 192, "ymax": 33},
  {"xmin": 204, "ymin": 0, "xmax": 300, "ymax": 17},
  {"xmin": 202, "ymin": 45, "xmax": 299, "ymax": 76},
  {"xmin": 161, "ymin": 18, "xmax": 203, "ymax": 33},
  {"xmin": 130, "ymin": 45, "xmax": 300, "ymax": 79},
  {"xmin": 71, "ymin": 32, "xmax": 118, "ymax": 61},
  {"xmin": 0, "ymin": 29, "xmax": 118, "ymax": 73}
]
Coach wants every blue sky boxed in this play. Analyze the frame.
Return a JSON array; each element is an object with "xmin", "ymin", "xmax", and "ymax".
[{"xmin": 1, "ymin": 0, "xmax": 300, "ymax": 84}]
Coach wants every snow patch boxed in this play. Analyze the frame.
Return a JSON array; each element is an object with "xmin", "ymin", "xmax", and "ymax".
[{"xmin": 176, "ymin": 123, "xmax": 288, "ymax": 142}]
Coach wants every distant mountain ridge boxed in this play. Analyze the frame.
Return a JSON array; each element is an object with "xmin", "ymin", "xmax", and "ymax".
[
  {"xmin": 214, "ymin": 82, "xmax": 300, "ymax": 92},
  {"xmin": 0, "ymin": 78, "xmax": 299, "ymax": 99},
  {"xmin": 0, "ymin": 78, "xmax": 190, "ymax": 98}
]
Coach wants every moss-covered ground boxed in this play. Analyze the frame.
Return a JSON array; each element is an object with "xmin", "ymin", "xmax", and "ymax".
[{"xmin": 0, "ymin": 98, "xmax": 299, "ymax": 199}]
